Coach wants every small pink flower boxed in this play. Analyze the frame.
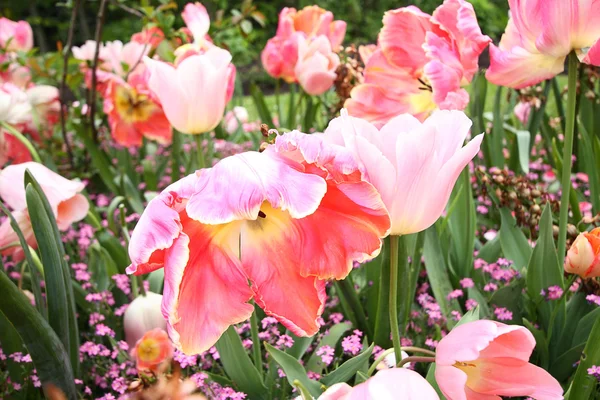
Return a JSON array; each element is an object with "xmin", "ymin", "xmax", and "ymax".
[{"xmin": 435, "ymin": 320, "xmax": 563, "ymax": 399}]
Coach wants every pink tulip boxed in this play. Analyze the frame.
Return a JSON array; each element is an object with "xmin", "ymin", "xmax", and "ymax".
[
  {"xmin": 127, "ymin": 134, "xmax": 390, "ymax": 354},
  {"xmin": 435, "ymin": 320, "xmax": 563, "ymax": 400},
  {"xmin": 346, "ymin": 0, "xmax": 490, "ymax": 126},
  {"xmin": 319, "ymin": 369, "xmax": 439, "ymax": 399},
  {"xmin": 0, "ymin": 18, "xmax": 33, "ymax": 52},
  {"xmin": 0, "ymin": 83, "xmax": 31, "ymax": 125},
  {"xmin": 103, "ymin": 67, "xmax": 172, "ymax": 147},
  {"xmin": 144, "ymin": 47, "xmax": 234, "ymax": 135},
  {"xmin": 295, "ymin": 36, "xmax": 340, "ymax": 95},
  {"xmin": 487, "ymin": 0, "xmax": 600, "ymax": 89},
  {"xmin": 131, "ymin": 26, "xmax": 165, "ymax": 50},
  {"xmin": 101, "ymin": 40, "xmax": 149, "ymax": 77},
  {"xmin": 124, "ymin": 292, "xmax": 167, "ymax": 349},
  {"xmin": 261, "ymin": 32, "xmax": 304, "ymax": 83},
  {"xmin": 564, "ymin": 228, "xmax": 600, "ymax": 278},
  {"xmin": 26, "ymin": 85, "xmax": 61, "ymax": 136},
  {"xmin": 182, "ymin": 2, "xmax": 210, "ymax": 44},
  {"xmin": 0, "ymin": 130, "xmax": 33, "ymax": 167},
  {"xmin": 72, "ymin": 40, "xmax": 101, "ymax": 61},
  {"xmin": 323, "ymin": 109, "xmax": 483, "ymax": 235},
  {"xmin": 0, "ymin": 209, "xmax": 33, "ymax": 261},
  {"xmin": 223, "ymin": 106, "xmax": 249, "ymax": 134},
  {"xmin": 514, "ymin": 101, "xmax": 532, "ymax": 125}
]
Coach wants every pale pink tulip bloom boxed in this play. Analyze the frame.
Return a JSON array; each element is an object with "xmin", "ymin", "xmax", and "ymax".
[
  {"xmin": 0, "ymin": 83, "xmax": 31, "ymax": 124},
  {"xmin": 0, "ymin": 18, "xmax": 33, "ymax": 52},
  {"xmin": 319, "ymin": 369, "xmax": 439, "ymax": 400},
  {"xmin": 0, "ymin": 209, "xmax": 33, "ymax": 261},
  {"xmin": 144, "ymin": 47, "xmax": 234, "ymax": 134},
  {"xmin": 435, "ymin": 320, "xmax": 563, "ymax": 400},
  {"xmin": 127, "ymin": 136, "xmax": 390, "ymax": 354},
  {"xmin": 124, "ymin": 292, "xmax": 167, "ymax": 349},
  {"xmin": 323, "ymin": 109, "xmax": 483, "ymax": 235},
  {"xmin": 346, "ymin": 0, "xmax": 490, "ymax": 126},
  {"xmin": 564, "ymin": 228, "xmax": 600, "ymax": 278},
  {"xmin": 0, "ymin": 162, "xmax": 89, "ymax": 231},
  {"xmin": 295, "ymin": 36, "xmax": 340, "ymax": 95},
  {"xmin": 101, "ymin": 40, "xmax": 150, "ymax": 77},
  {"xmin": 26, "ymin": 85, "xmax": 60, "ymax": 135},
  {"xmin": 487, "ymin": 0, "xmax": 600, "ymax": 89},
  {"xmin": 182, "ymin": 2, "xmax": 211, "ymax": 44}
]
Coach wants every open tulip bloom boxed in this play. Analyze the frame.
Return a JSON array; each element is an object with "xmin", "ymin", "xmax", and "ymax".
[{"xmin": 128, "ymin": 132, "xmax": 390, "ymax": 354}]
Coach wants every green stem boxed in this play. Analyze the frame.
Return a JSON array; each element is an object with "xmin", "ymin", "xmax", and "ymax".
[
  {"xmin": 195, "ymin": 134, "xmax": 206, "ymax": 170},
  {"xmin": 336, "ymin": 277, "xmax": 373, "ymax": 339},
  {"xmin": 1, "ymin": 122, "xmax": 42, "ymax": 163},
  {"xmin": 366, "ymin": 346, "xmax": 436, "ymax": 377},
  {"xmin": 250, "ymin": 306, "xmax": 263, "ymax": 376},
  {"xmin": 389, "ymin": 235, "xmax": 402, "ymax": 367},
  {"xmin": 557, "ymin": 52, "xmax": 579, "ymax": 261},
  {"xmin": 397, "ymin": 355, "xmax": 435, "ymax": 369},
  {"xmin": 171, "ymin": 130, "xmax": 182, "ymax": 182}
]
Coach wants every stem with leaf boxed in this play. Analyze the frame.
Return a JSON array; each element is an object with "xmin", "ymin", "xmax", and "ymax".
[{"xmin": 389, "ymin": 235, "xmax": 403, "ymax": 367}]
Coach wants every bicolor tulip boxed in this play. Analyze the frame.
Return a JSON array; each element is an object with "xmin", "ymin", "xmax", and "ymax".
[
  {"xmin": 124, "ymin": 292, "xmax": 167, "ymax": 349},
  {"xmin": 0, "ymin": 17, "xmax": 33, "ymax": 52},
  {"xmin": 295, "ymin": 36, "xmax": 340, "ymax": 95},
  {"xmin": 144, "ymin": 47, "xmax": 234, "ymax": 135},
  {"xmin": 487, "ymin": 0, "xmax": 600, "ymax": 89},
  {"xmin": 103, "ymin": 67, "xmax": 172, "ymax": 147},
  {"xmin": 131, "ymin": 328, "xmax": 173, "ymax": 372},
  {"xmin": 322, "ymin": 109, "xmax": 483, "ymax": 235},
  {"xmin": 319, "ymin": 369, "xmax": 439, "ymax": 400},
  {"xmin": 564, "ymin": 228, "xmax": 600, "ymax": 278},
  {"xmin": 435, "ymin": 320, "xmax": 563, "ymax": 400},
  {"xmin": 0, "ymin": 162, "xmax": 89, "ymax": 261},
  {"xmin": 346, "ymin": 0, "xmax": 490, "ymax": 126},
  {"xmin": 127, "ymin": 133, "xmax": 390, "ymax": 354}
]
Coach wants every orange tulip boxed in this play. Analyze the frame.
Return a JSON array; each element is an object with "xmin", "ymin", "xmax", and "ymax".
[{"xmin": 565, "ymin": 227, "xmax": 600, "ymax": 278}]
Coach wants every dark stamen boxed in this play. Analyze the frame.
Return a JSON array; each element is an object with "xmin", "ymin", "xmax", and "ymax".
[{"xmin": 258, "ymin": 210, "xmax": 267, "ymax": 218}]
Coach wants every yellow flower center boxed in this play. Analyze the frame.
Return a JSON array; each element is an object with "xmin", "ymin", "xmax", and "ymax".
[
  {"xmin": 137, "ymin": 338, "xmax": 161, "ymax": 363},
  {"xmin": 114, "ymin": 85, "xmax": 156, "ymax": 123}
]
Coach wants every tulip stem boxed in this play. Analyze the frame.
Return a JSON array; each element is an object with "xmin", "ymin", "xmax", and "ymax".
[
  {"xmin": 171, "ymin": 130, "xmax": 182, "ymax": 182},
  {"xmin": 389, "ymin": 235, "xmax": 404, "ymax": 367},
  {"xmin": 0, "ymin": 122, "xmax": 42, "ymax": 163},
  {"xmin": 366, "ymin": 346, "xmax": 436, "ymax": 377},
  {"xmin": 250, "ymin": 305, "xmax": 263, "ymax": 376},
  {"xmin": 396, "ymin": 355, "xmax": 436, "ymax": 369},
  {"xmin": 557, "ymin": 52, "xmax": 579, "ymax": 262},
  {"xmin": 195, "ymin": 134, "xmax": 206, "ymax": 170}
]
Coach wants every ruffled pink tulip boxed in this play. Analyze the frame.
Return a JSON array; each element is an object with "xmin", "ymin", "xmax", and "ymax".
[
  {"xmin": 346, "ymin": 0, "xmax": 490, "ymax": 126},
  {"xmin": 144, "ymin": 47, "xmax": 234, "ymax": 135},
  {"xmin": 564, "ymin": 227, "xmax": 600, "ymax": 278},
  {"xmin": 0, "ymin": 162, "xmax": 89, "ymax": 261},
  {"xmin": 131, "ymin": 328, "xmax": 173, "ymax": 372},
  {"xmin": 124, "ymin": 291, "xmax": 167, "ymax": 349},
  {"xmin": 103, "ymin": 67, "xmax": 172, "ymax": 147},
  {"xmin": 487, "ymin": 0, "xmax": 600, "ymax": 89},
  {"xmin": 319, "ymin": 369, "xmax": 439, "ymax": 399},
  {"xmin": 0, "ymin": 18, "xmax": 33, "ymax": 52},
  {"xmin": 127, "ymin": 134, "xmax": 390, "ymax": 354},
  {"xmin": 295, "ymin": 36, "xmax": 340, "ymax": 95},
  {"xmin": 323, "ymin": 109, "xmax": 483, "ymax": 235},
  {"xmin": 435, "ymin": 320, "xmax": 563, "ymax": 400}
]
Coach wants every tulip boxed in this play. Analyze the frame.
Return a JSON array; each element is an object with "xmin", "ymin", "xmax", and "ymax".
[
  {"xmin": 131, "ymin": 26, "xmax": 165, "ymax": 50},
  {"xmin": 323, "ymin": 109, "xmax": 483, "ymax": 236},
  {"xmin": 0, "ymin": 130, "xmax": 33, "ymax": 167},
  {"xmin": 261, "ymin": 33, "xmax": 303, "ymax": 83},
  {"xmin": 564, "ymin": 228, "xmax": 600, "ymax": 278},
  {"xmin": 127, "ymin": 133, "xmax": 390, "ymax": 354},
  {"xmin": 182, "ymin": 2, "xmax": 211, "ymax": 45},
  {"xmin": 0, "ymin": 162, "xmax": 89, "ymax": 231},
  {"xmin": 72, "ymin": 40, "xmax": 101, "ymax": 61},
  {"xmin": 487, "ymin": 0, "xmax": 600, "ymax": 89},
  {"xmin": 0, "ymin": 18, "xmax": 33, "ymax": 52},
  {"xmin": 345, "ymin": 0, "xmax": 490, "ymax": 126},
  {"xmin": 0, "ymin": 83, "xmax": 31, "ymax": 125},
  {"xmin": 144, "ymin": 47, "xmax": 234, "ymax": 135},
  {"xmin": 0, "ymin": 209, "xmax": 33, "ymax": 262},
  {"xmin": 26, "ymin": 85, "xmax": 60, "ymax": 135},
  {"xmin": 319, "ymin": 369, "xmax": 439, "ymax": 399},
  {"xmin": 123, "ymin": 292, "xmax": 167, "ymax": 349},
  {"xmin": 103, "ymin": 67, "xmax": 172, "ymax": 147},
  {"xmin": 514, "ymin": 101, "xmax": 532, "ymax": 125},
  {"xmin": 278, "ymin": 6, "xmax": 346, "ymax": 50},
  {"xmin": 435, "ymin": 320, "xmax": 563, "ymax": 400},
  {"xmin": 223, "ymin": 106, "xmax": 249, "ymax": 134},
  {"xmin": 131, "ymin": 328, "xmax": 173, "ymax": 372},
  {"xmin": 295, "ymin": 36, "xmax": 340, "ymax": 96},
  {"xmin": 101, "ymin": 40, "xmax": 149, "ymax": 77}
]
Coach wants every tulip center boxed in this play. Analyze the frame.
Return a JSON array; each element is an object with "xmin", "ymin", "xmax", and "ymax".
[
  {"xmin": 453, "ymin": 359, "xmax": 485, "ymax": 388},
  {"xmin": 137, "ymin": 338, "xmax": 161, "ymax": 363},
  {"xmin": 115, "ymin": 85, "xmax": 156, "ymax": 123}
]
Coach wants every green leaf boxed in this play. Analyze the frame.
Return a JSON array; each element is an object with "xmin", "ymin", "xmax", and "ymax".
[
  {"xmin": 321, "ymin": 343, "xmax": 374, "ymax": 387},
  {"xmin": 526, "ymin": 205, "xmax": 564, "ymax": 334},
  {"xmin": 306, "ymin": 322, "xmax": 352, "ymax": 373},
  {"xmin": 286, "ymin": 333, "xmax": 313, "ymax": 360},
  {"xmin": 75, "ymin": 128, "xmax": 118, "ymax": 193},
  {"xmin": 24, "ymin": 175, "xmax": 79, "ymax": 377},
  {"xmin": 514, "ymin": 129, "xmax": 531, "ymax": 174},
  {"xmin": 373, "ymin": 237, "xmax": 392, "ymax": 347},
  {"xmin": 498, "ymin": 208, "xmax": 532, "ymax": 270},
  {"xmin": 0, "ymin": 271, "xmax": 77, "ymax": 399},
  {"xmin": 447, "ymin": 169, "xmax": 476, "ymax": 278},
  {"xmin": 215, "ymin": 326, "xmax": 268, "ymax": 399},
  {"xmin": 106, "ymin": 196, "xmax": 126, "ymax": 234},
  {"xmin": 523, "ymin": 318, "xmax": 549, "ymax": 369},
  {"xmin": 249, "ymin": 83, "xmax": 274, "ymax": 127},
  {"xmin": 565, "ymin": 317, "xmax": 600, "ymax": 399},
  {"xmin": 578, "ymin": 123, "xmax": 600, "ymax": 213},
  {"xmin": 490, "ymin": 86, "xmax": 505, "ymax": 167},
  {"xmin": 489, "ymin": 279, "xmax": 524, "ymax": 323},
  {"xmin": 264, "ymin": 342, "xmax": 322, "ymax": 398},
  {"xmin": 455, "ymin": 306, "xmax": 481, "ymax": 327},
  {"xmin": 423, "ymin": 225, "xmax": 461, "ymax": 326}
]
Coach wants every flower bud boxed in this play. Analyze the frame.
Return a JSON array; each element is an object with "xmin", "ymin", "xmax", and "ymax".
[
  {"xmin": 565, "ymin": 228, "xmax": 600, "ymax": 278},
  {"xmin": 124, "ymin": 291, "xmax": 166, "ymax": 348}
]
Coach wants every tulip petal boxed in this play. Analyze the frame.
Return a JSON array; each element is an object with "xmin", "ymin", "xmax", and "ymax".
[
  {"xmin": 164, "ymin": 217, "xmax": 253, "ymax": 354},
  {"xmin": 435, "ymin": 365, "xmax": 469, "ymax": 400},
  {"xmin": 366, "ymin": 369, "xmax": 440, "ymax": 399},
  {"xmin": 0, "ymin": 209, "xmax": 34, "ymax": 262},
  {"xmin": 582, "ymin": 38, "xmax": 600, "ymax": 66},
  {"xmin": 56, "ymin": 194, "xmax": 90, "ymax": 231},
  {"xmin": 186, "ymin": 151, "xmax": 327, "ymax": 224}
]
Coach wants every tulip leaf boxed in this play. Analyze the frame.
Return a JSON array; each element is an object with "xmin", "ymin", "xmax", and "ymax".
[
  {"xmin": 447, "ymin": 168, "xmax": 476, "ymax": 279},
  {"xmin": 75, "ymin": 128, "xmax": 118, "ymax": 193},
  {"xmin": 523, "ymin": 318, "xmax": 550, "ymax": 369},
  {"xmin": 321, "ymin": 343, "xmax": 374, "ymax": 387},
  {"xmin": 526, "ymin": 205, "xmax": 564, "ymax": 336},
  {"xmin": 373, "ymin": 237, "xmax": 392, "ymax": 347},
  {"xmin": 498, "ymin": 208, "xmax": 532, "ymax": 270},
  {"xmin": 24, "ymin": 173, "xmax": 80, "ymax": 377},
  {"xmin": 579, "ymin": 123, "xmax": 600, "ymax": 213},
  {"xmin": 215, "ymin": 326, "xmax": 268, "ymax": 399},
  {"xmin": 286, "ymin": 332, "xmax": 313, "ymax": 360},
  {"xmin": 264, "ymin": 342, "xmax": 322, "ymax": 398},
  {"xmin": 0, "ymin": 270, "xmax": 77, "ymax": 399},
  {"xmin": 565, "ymin": 317, "xmax": 600, "ymax": 399},
  {"xmin": 490, "ymin": 86, "xmax": 506, "ymax": 168},
  {"xmin": 249, "ymin": 83, "xmax": 274, "ymax": 127},
  {"xmin": 306, "ymin": 322, "xmax": 352, "ymax": 373}
]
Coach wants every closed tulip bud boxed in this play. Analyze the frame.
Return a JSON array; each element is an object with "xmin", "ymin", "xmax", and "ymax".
[
  {"xmin": 123, "ymin": 291, "xmax": 167, "ymax": 349},
  {"xmin": 565, "ymin": 228, "xmax": 600, "ymax": 278}
]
